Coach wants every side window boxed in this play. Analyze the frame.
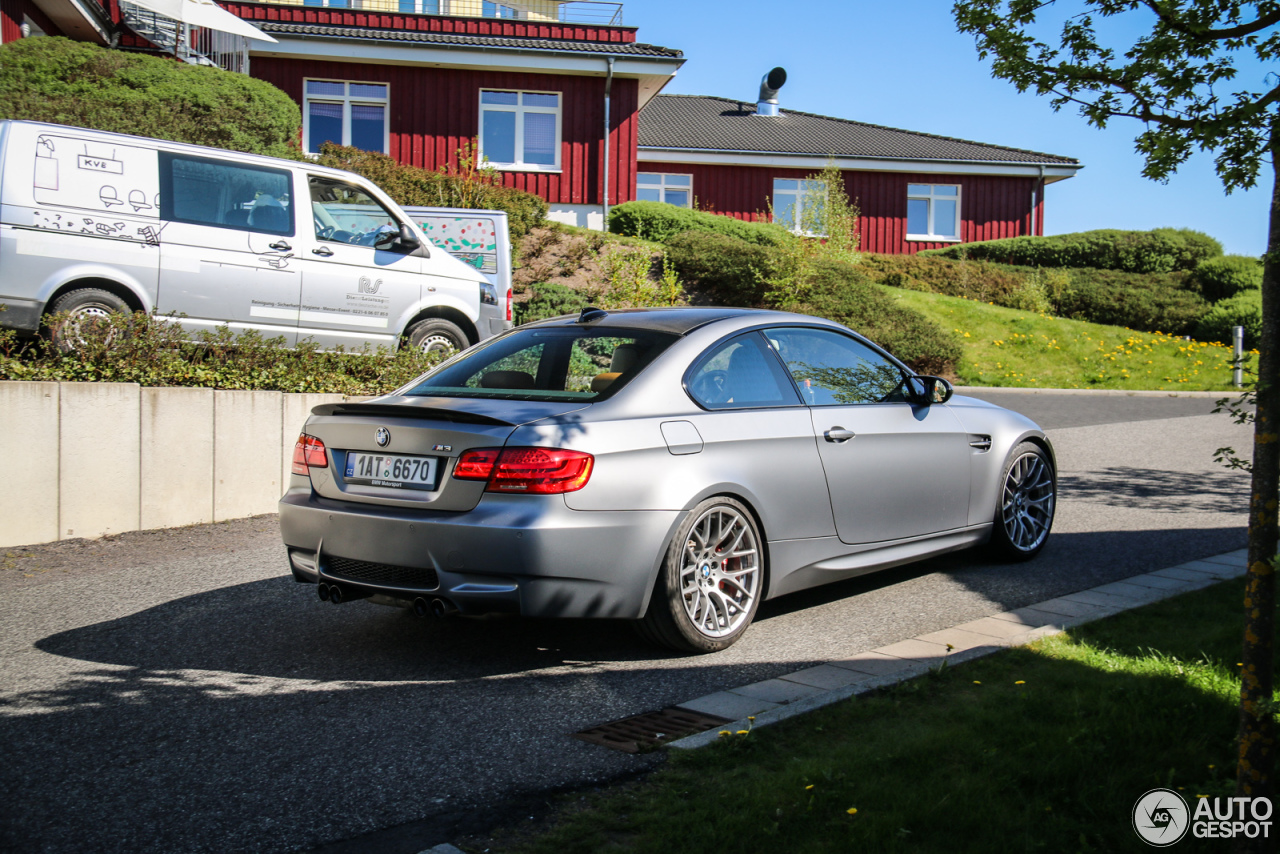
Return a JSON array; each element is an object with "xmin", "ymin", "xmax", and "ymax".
[
  {"xmin": 686, "ymin": 332, "xmax": 801, "ymax": 410},
  {"xmin": 309, "ymin": 176, "xmax": 401, "ymax": 247},
  {"xmin": 159, "ymin": 152, "xmax": 293, "ymax": 236},
  {"xmin": 767, "ymin": 327, "xmax": 907, "ymax": 406}
]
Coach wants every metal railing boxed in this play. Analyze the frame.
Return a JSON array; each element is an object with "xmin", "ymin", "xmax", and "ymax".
[
  {"xmin": 120, "ymin": 0, "xmax": 252, "ymax": 73},
  {"xmin": 290, "ymin": 0, "xmax": 623, "ymax": 25}
]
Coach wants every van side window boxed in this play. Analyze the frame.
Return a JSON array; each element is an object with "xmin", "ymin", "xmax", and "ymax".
[
  {"xmin": 158, "ymin": 153, "xmax": 293, "ymax": 236},
  {"xmin": 310, "ymin": 176, "xmax": 404, "ymax": 249}
]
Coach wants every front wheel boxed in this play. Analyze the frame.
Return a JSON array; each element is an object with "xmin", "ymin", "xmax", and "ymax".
[
  {"xmin": 989, "ymin": 441, "xmax": 1056, "ymax": 560},
  {"xmin": 637, "ymin": 497, "xmax": 764, "ymax": 653},
  {"xmin": 405, "ymin": 317, "xmax": 468, "ymax": 357}
]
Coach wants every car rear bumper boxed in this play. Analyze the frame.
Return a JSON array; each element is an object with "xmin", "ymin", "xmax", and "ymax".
[{"xmin": 279, "ymin": 487, "xmax": 681, "ymax": 619}]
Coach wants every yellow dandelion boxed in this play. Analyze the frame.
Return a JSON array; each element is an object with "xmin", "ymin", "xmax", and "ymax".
[
  {"xmin": 847, "ymin": 807, "xmax": 859, "ymax": 815},
  {"xmin": 1015, "ymin": 680, "xmax": 1026, "ymax": 685},
  {"xmin": 718, "ymin": 731, "xmax": 730, "ymax": 737},
  {"xmin": 973, "ymin": 680, "xmax": 981, "ymax": 685},
  {"xmin": 806, "ymin": 784, "xmax": 815, "ymax": 791}
]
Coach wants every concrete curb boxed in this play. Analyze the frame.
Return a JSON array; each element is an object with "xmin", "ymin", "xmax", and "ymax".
[
  {"xmin": 666, "ymin": 548, "xmax": 1249, "ymax": 750},
  {"xmin": 952, "ymin": 386, "xmax": 1234, "ymax": 398}
]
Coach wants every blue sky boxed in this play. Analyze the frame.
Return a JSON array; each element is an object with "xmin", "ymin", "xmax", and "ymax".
[{"xmin": 629, "ymin": 0, "xmax": 1273, "ymax": 256}]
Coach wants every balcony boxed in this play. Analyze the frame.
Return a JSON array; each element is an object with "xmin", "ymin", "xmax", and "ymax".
[{"xmin": 284, "ymin": 0, "xmax": 623, "ymax": 25}]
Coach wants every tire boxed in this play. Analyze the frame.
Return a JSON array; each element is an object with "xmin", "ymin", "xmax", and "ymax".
[
  {"xmin": 989, "ymin": 441, "xmax": 1056, "ymax": 561},
  {"xmin": 46, "ymin": 287, "xmax": 130, "ymax": 352},
  {"xmin": 405, "ymin": 318, "xmax": 468, "ymax": 357},
  {"xmin": 636, "ymin": 497, "xmax": 764, "ymax": 653}
]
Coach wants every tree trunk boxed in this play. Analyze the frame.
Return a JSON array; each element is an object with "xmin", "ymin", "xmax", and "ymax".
[{"xmin": 1236, "ymin": 140, "xmax": 1280, "ymax": 853}]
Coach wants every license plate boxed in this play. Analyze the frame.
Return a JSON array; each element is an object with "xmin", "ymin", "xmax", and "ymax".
[{"xmin": 344, "ymin": 452, "xmax": 439, "ymax": 490}]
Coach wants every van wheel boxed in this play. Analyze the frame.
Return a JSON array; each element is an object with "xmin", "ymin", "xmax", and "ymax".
[
  {"xmin": 406, "ymin": 318, "xmax": 467, "ymax": 357},
  {"xmin": 47, "ymin": 288, "xmax": 130, "ymax": 352}
]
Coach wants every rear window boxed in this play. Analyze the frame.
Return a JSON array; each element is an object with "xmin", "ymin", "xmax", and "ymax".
[{"xmin": 404, "ymin": 326, "xmax": 679, "ymax": 401}]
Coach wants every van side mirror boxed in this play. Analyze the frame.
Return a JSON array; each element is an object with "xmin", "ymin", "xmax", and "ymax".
[
  {"xmin": 374, "ymin": 223, "xmax": 422, "ymax": 252},
  {"xmin": 907, "ymin": 375, "xmax": 954, "ymax": 405}
]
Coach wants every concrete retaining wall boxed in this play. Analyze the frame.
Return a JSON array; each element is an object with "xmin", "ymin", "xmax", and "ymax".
[{"xmin": 0, "ymin": 382, "xmax": 347, "ymax": 548}]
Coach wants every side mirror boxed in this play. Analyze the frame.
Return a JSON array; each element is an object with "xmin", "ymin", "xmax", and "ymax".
[
  {"xmin": 398, "ymin": 222, "xmax": 421, "ymax": 246},
  {"xmin": 908, "ymin": 375, "xmax": 954, "ymax": 405}
]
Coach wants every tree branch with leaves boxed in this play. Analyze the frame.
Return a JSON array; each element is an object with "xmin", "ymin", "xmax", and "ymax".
[{"xmin": 953, "ymin": 1, "xmax": 1280, "ymax": 842}]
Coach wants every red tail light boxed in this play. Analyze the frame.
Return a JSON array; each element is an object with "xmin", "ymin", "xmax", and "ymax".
[
  {"xmin": 453, "ymin": 447, "xmax": 593, "ymax": 494},
  {"xmin": 291, "ymin": 434, "xmax": 328, "ymax": 475},
  {"xmin": 505, "ymin": 287, "xmax": 513, "ymax": 322}
]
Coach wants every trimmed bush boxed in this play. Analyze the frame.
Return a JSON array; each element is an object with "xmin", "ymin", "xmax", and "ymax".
[
  {"xmin": 608, "ymin": 201, "xmax": 793, "ymax": 246},
  {"xmin": 665, "ymin": 230, "xmax": 773, "ymax": 305},
  {"xmin": 0, "ymin": 312, "xmax": 438, "ymax": 394},
  {"xmin": 1053, "ymin": 270, "xmax": 1207, "ymax": 335},
  {"xmin": 1192, "ymin": 255, "xmax": 1263, "ymax": 303},
  {"xmin": 1196, "ymin": 289, "xmax": 1262, "ymax": 348},
  {"xmin": 515, "ymin": 282, "xmax": 591, "ymax": 324},
  {"xmin": 316, "ymin": 144, "xmax": 548, "ymax": 240},
  {"xmin": 796, "ymin": 260, "xmax": 963, "ymax": 375},
  {"xmin": 920, "ymin": 228, "xmax": 1222, "ymax": 273},
  {"xmin": 0, "ymin": 37, "xmax": 301, "ymax": 158}
]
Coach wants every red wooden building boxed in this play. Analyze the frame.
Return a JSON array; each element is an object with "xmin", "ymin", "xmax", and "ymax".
[
  {"xmin": 0, "ymin": 0, "xmax": 1080, "ymax": 252},
  {"xmin": 636, "ymin": 93, "xmax": 1081, "ymax": 254}
]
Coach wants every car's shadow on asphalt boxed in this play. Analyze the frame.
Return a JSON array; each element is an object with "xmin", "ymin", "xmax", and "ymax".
[{"xmin": 26, "ymin": 526, "xmax": 1245, "ymax": 690}]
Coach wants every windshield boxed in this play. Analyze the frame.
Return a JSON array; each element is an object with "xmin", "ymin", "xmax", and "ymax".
[{"xmin": 404, "ymin": 326, "xmax": 679, "ymax": 402}]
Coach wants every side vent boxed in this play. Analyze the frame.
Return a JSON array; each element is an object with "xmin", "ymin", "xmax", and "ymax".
[{"xmin": 969, "ymin": 435, "xmax": 992, "ymax": 452}]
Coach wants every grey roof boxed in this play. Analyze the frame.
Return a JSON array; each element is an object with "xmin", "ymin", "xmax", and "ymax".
[
  {"xmin": 638, "ymin": 95, "xmax": 1078, "ymax": 165},
  {"xmin": 256, "ymin": 21, "xmax": 682, "ymax": 58}
]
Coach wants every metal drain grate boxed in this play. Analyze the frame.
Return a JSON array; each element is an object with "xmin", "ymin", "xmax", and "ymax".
[
  {"xmin": 573, "ymin": 707, "xmax": 731, "ymax": 754},
  {"xmin": 325, "ymin": 555, "xmax": 439, "ymax": 590}
]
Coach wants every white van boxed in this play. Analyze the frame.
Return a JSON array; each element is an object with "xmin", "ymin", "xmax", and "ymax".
[{"xmin": 0, "ymin": 121, "xmax": 512, "ymax": 353}]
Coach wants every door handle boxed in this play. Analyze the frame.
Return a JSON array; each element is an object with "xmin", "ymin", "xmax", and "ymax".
[
  {"xmin": 312, "ymin": 246, "xmax": 333, "ymax": 257},
  {"xmin": 824, "ymin": 427, "xmax": 855, "ymax": 443},
  {"xmin": 269, "ymin": 240, "xmax": 291, "ymax": 251}
]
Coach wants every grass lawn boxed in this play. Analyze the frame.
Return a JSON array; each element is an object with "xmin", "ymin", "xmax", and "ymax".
[
  {"xmin": 879, "ymin": 286, "xmax": 1250, "ymax": 392},
  {"xmin": 482, "ymin": 578, "xmax": 1274, "ymax": 853}
]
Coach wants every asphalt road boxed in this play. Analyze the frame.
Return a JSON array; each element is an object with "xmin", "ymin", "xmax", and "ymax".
[{"xmin": 0, "ymin": 391, "xmax": 1252, "ymax": 853}]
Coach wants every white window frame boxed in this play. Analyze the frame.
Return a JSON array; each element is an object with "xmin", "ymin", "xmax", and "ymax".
[
  {"xmin": 478, "ymin": 89, "xmax": 562, "ymax": 173},
  {"xmin": 906, "ymin": 183, "xmax": 962, "ymax": 242},
  {"xmin": 772, "ymin": 178, "xmax": 826, "ymax": 235},
  {"xmin": 636, "ymin": 172, "xmax": 693, "ymax": 207},
  {"xmin": 303, "ymin": 79, "xmax": 390, "ymax": 156}
]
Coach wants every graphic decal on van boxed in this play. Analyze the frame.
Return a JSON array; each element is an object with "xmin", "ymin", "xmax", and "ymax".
[
  {"xmin": 416, "ymin": 216, "xmax": 498, "ymax": 274},
  {"xmin": 32, "ymin": 134, "xmax": 162, "ymax": 245}
]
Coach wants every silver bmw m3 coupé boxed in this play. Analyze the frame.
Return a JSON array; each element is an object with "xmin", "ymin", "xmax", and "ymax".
[{"xmin": 279, "ymin": 307, "xmax": 1056, "ymax": 652}]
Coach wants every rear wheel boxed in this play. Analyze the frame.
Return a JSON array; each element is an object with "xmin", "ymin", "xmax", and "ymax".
[
  {"xmin": 989, "ymin": 441, "xmax": 1056, "ymax": 560},
  {"xmin": 46, "ymin": 287, "xmax": 130, "ymax": 352},
  {"xmin": 636, "ymin": 497, "xmax": 764, "ymax": 653},
  {"xmin": 405, "ymin": 317, "xmax": 468, "ymax": 357}
]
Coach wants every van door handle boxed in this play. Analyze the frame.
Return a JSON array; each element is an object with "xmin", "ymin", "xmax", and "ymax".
[
  {"xmin": 269, "ymin": 240, "xmax": 291, "ymax": 251},
  {"xmin": 824, "ymin": 427, "xmax": 855, "ymax": 443},
  {"xmin": 312, "ymin": 247, "xmax": 333, "ymax": 257}
]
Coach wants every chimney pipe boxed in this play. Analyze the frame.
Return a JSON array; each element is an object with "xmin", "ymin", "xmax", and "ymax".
[{"xmin": 756, "ymin": 67, "xmax": 787, "ymax": 116}]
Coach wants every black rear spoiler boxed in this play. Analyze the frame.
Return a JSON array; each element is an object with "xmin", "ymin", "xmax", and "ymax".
[{"xmin": 309, "ymin": 403, "xmax": 514, "ymax": 427}]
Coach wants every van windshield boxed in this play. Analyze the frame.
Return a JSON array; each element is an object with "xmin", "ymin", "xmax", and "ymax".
[{"xmin": 404, "ymin": 327, "xmax": 678, "ymax": 402}]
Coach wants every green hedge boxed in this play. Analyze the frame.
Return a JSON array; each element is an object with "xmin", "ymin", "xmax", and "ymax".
[
  {"xmin": 1192, "ymin": 255, "xmax": 1263, "ymax": 303},
  {"xmin": 316, "ymin": 144, "xmax": 548, "ymax": 241},
  {"xmin": 665, "ymin": 230, "xmax": 774, "ymax": 305},
  {"xmin": 608, "ymin": 201, "xmax": 793, "ymax": 246},
  {"xmin": 1197, "ymin": 290, "xmax": 1262, "ymax": 349},
  {"xmin": 0, "ymin": 37, "xmax": 301, "ymax": 158},
  {"xmin": 795, "ymin": 260, "xmax": 963, "ymax": 375},
  {"xmin": 920, "ymin": 228, "xmax": 1222, "ymax": 273},
  {"xmin": 1051, "ymin": 269, "xmax": 1207, "ymax": 335},
  {"xmin": 515, "ymin": 282, "xmax": 591, "ymax": 324},
  {"xmin": 0, "ymin": 313, "xmax": 437, "ymax": 394}
]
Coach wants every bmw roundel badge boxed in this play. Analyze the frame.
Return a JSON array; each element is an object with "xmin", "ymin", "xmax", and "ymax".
[{"xmin": 375, "ymin": 427, "xmax": 390, "ymax": 447}]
